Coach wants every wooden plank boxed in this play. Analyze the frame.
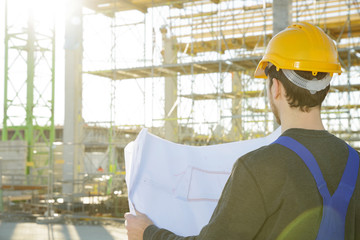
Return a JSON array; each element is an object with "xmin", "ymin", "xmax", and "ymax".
[
  {"xmin": 171, "ymin": 0, "xmax": 353, "ymax": 30},
  {"xmin": 83, "ymin": 0, "xmax": 206, "ymax": 14},
  {"xmin": 87, "ymin": 56, "xmax": 262, "ymax": 80},
  {"xmin": 1, "ymin": 185, "xmax": 47, "ymax": 190},
  {"xmin": 176, "ymin": 13, "xmax": 360, "ymax": 41}
]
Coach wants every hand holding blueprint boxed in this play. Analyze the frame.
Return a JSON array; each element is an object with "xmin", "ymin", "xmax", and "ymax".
[{"xmin": 125, "ymin": 128, "xmax": 281, "ymax": 236}]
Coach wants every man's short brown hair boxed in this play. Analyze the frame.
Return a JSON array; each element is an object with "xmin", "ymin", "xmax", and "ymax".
[{"xmin": 266, "ymin": 65, "xmax": 330, "ymax": 112}]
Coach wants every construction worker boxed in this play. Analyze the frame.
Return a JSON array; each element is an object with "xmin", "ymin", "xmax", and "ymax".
[{"xmin": 125, "ymin": 22, "xmax": 360, "ymax": 240}]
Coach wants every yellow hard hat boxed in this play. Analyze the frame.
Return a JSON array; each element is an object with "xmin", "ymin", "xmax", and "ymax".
[{"xmin": 254, "ymin": 22, "xmax": 342, "ymax": 78}]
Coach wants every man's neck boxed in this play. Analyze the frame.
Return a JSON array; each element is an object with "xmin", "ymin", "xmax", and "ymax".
[{"xmin": 280, "ymin": 107, "xmax": 325, "ymax": 133}]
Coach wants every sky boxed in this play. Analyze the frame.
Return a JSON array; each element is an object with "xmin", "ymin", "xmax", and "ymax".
[{"xmin": 0, "ymin": 0, "xmax": 153, "ymax": 129}]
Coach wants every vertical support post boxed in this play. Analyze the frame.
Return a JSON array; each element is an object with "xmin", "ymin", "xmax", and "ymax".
[
  {"xmin": 50, "ymin": 15, "xmax": 56, "ymax": 159},
  {"xmin": 272, "ymin": 0, "xmax": 292, "ymax": 129},
  {"xmin": 26, "ymin": 7, "xmax": 35, "ymax": 175},
  {"xmin": 107, "ymin": 79, "xmax": 116, "ymax": 195},
  {"xmin": 0, "ymin": 159, "xmax": 3, "ymax": 213},
  {"xmin": 3, "ymin": 0, "xmax": 9, "ymax": 141},
  {"xmin": 63, "ymin": 0, "xmax": 84, "ymax": 204},
  {"xmin": 346, "ymin": 7, "xmax": 351, "ymax": 130},
  {"xmin": 161, "ymin": 26, "xmax": 178, "ymax": 142},
  {"xmin": 48, "ymin": 12, "xmax": 56, "ymax": 214},
  {"xmin": 47, "ymin": 144, "xmax": 54, "ymax": 217},
  {"xmin": 272, "ymin": 0, "xmax": 292, "ymax": 35},
  {"xmin": 107, "ymin": 9, "xmax": 117, "ymax": 195},
  {"xmin": 231, "ymin": 72, "xmax": 243, "ymax": 140}
]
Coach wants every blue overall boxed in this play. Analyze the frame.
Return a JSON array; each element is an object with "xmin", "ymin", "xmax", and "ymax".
[{"xmin": 273, "ymin": 136, "xmax": 359, "ymax": 240}]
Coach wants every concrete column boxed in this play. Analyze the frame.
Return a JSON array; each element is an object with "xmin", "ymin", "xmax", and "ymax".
[
  {"xmin": 231, "ymin": 72, "xmax": 243, "ymax": 140},
  {"xmin": 272, "ymin": 0, "xmax": 292, "ymax": 35},
  {"xmin": 272, "ymin": 0, "xmax": 291, "ymax": 129},
  {"xmin": 161, "ymin": 27, "xmax": 178, "ymax": 142},
  {"xmin": 63, "ymin": 0, "xmax": 84, "ymax": 204},
  {"xmin": 26, "ymin": 9, "xmax": 35, "ymax": 175}
]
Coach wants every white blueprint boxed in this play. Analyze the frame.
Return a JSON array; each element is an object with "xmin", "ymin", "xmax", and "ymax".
[{"xmin": 125, "ymin": 128, "xmax": 281, "ymax": 236}]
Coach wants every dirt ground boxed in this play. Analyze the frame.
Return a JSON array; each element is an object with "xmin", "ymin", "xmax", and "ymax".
[{"xmin": 0, "ymin": 221, "xmax": 128, "ymax": 240}]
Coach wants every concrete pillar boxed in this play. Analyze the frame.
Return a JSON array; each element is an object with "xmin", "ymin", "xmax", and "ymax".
[
  {"xmin": 272, "ymin": 0, "xmax": 291, "ymax": 129},
  {"xmin": 63, "ymin": 0, "xmax": 84, "ymax": 204},
  {"xmin": 272, "ymin": 0, "xmax": 292, "ymax": 35},
  {"xmin": 231, "ymin": 72, "xmax": 243, "ymax": 140},
  {"xmin": 161, "ymin": 27, "xmax": 178, "ymax": 142}
]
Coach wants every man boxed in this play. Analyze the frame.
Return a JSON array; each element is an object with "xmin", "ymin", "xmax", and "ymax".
[{"xmin": 125, "ymin": 22, "xmax": 360, "ymax": 240}]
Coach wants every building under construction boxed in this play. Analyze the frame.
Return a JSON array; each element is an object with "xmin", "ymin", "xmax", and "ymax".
[{"xmin": 0, "ymin": 0, "xmax": 359, "ymax": 237}]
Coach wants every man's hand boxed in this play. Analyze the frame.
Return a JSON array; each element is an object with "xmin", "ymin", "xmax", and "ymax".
[{"xmin": 125, "ymin": 210, "xmax": 154, "ymax": 240}]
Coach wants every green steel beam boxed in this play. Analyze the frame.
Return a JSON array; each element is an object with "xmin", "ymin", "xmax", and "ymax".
[
  {"xmin": 50, "ymin": 27, "xmax": 56, "ymax": 146},
  {"xmin": 26, "ymin": 10, "xmax": 35, "ymax": 175},
  {"xmin": 2, "ymin": 0, "xmax": 9, "ymax": 142},
  {"xmin": 3, "ymin": 0, "xmax": 56, "ymax": 182}
]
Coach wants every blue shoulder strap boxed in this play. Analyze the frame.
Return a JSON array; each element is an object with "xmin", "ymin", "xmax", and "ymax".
[{"xmin": 273, "ymin": 136, "xmax": 359, "ymax": 240}]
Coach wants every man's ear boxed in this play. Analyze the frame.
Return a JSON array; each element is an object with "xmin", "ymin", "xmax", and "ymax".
[{"xmin": 271, "ymin": 78, "xmax": 282, "ymax": 99}]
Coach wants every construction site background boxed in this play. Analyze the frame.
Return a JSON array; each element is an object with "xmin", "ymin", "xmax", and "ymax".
[{"xmin": 0, "ymin": 0, "xmax": 359, "ymax": 238}]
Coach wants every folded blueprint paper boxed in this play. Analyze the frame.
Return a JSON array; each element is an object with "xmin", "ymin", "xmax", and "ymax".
[{"xmin": 125, "ymin": 128, "xmax": 281, "ymax": 236}]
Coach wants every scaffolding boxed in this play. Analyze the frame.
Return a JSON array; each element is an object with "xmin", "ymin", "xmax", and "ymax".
[
  {"xmin": 2, "ymin": 0, "xmax": 56, "ymax": 172},
  {"xmin": 1, "ymin": 0, "xmax": 360, "ymax": 216},
  {"xmin": 1, "ymin": 0, "xmax": 56, "ymax": 213},
  {"xmin": 84, "ymin": 0, "xmax": 360, "ymax": 149}
]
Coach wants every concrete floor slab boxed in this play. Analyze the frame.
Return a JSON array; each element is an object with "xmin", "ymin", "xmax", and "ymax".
[{"xmin": 0, "ymin": 221, "xmax": 128, "ymax": 240}]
